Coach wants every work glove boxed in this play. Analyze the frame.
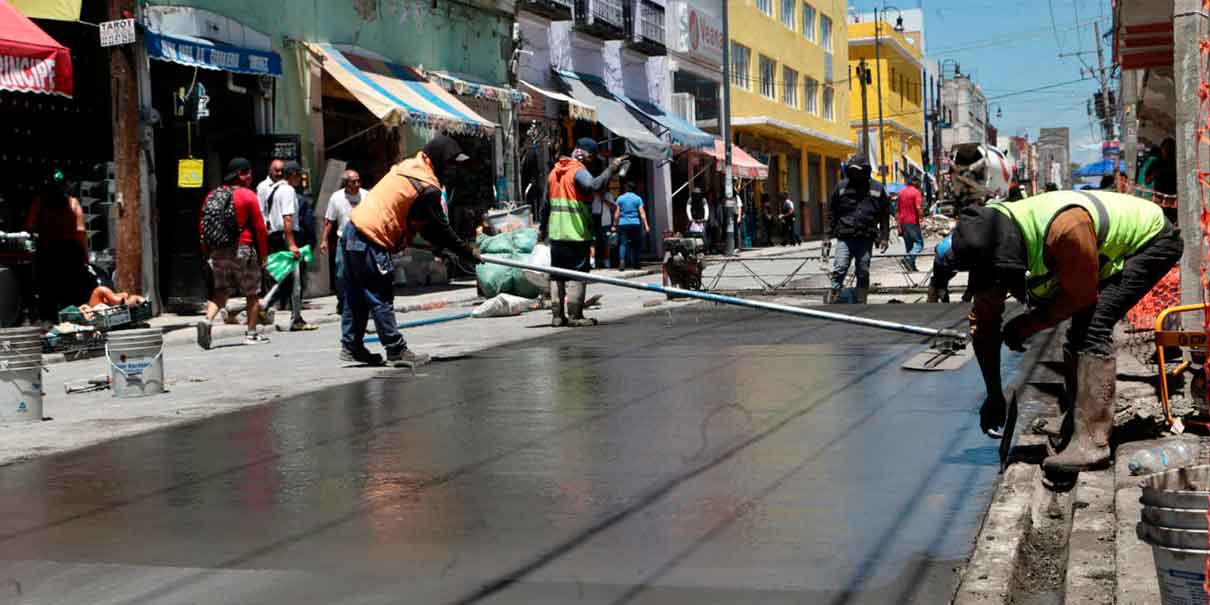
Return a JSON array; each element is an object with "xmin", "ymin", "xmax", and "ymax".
[
  {"xmin": 980, "ymin": 391, "xmax": 1008, "ymax": 439},
  {"xmin": 1001, "ymin": 315, "xmax": 1030, "ymax": 352}
]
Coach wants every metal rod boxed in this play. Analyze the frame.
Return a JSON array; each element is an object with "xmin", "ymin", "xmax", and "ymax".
[{"xmin": 483, "ymin": 257, "xmax": 962, "ymax": 339}]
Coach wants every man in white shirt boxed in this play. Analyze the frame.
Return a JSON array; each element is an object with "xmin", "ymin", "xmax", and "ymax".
[
  {"xmin": 264, "ymin": 161, "xmax": 313, "ymax": 331},
  {"xmin": 256, "ymin": 159, "xmax": 285, "ymax": 220},
  {"xmin": 321, "ymin": 169, "xmax": 366, "ymax": 314}
]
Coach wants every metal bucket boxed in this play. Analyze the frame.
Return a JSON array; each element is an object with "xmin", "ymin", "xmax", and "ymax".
[
  {"xmin": 1143, "ymin": 506, "xmax": 1210, "ymax": 530},
  {"xmin": 1141, "ymin": 465, "xmax": 1210, "ymax": 509},
  {"xmin": 0, "ymin": 358, "xmax": 43, "ymax": 422},
  {"xmin": 106, "ymin": 332, "xmax": 164, "ymax": 398}
]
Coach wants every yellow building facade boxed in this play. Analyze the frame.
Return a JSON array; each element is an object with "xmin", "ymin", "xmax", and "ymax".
[
  {"xmin": 847, "ymin": 20, "xmax": 925, "ymax": 183},
  {"xmin": 728, "ymin": 0, "xmax": 855, "ymax": 238}
]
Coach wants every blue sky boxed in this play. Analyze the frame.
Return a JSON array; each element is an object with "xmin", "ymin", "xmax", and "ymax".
[{"xmin": 848, "ymin": 0, "xmax": 1111, "ymax": 165}]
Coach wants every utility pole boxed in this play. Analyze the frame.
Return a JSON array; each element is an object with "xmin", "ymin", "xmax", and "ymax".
[
  {"xmin": 721, "ymin": 0, "xmax": 737, "ymax": 256},
  {"xmin": 857, "ymin": 60, "xmax": 871, "ymax": 156},
  {"xmin": 873, "ymin": 8, "xmax": 887, "ymax": 180},
  {"xmin": 1092, "ymin": 20, "xmax": 1113, "ymax": 141},
  {"xmin": 109, "ymin": 0, "xmax": 141, "ymax": 294}
]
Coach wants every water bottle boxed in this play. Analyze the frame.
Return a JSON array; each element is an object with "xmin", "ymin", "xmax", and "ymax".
[{"xmin": 1128, "ymin": 441, "xmax": 1197, "ymax": 475}]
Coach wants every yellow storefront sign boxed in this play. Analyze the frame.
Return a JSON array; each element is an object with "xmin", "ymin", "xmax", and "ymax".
[{"xmin": 178, "ymin": 159, "xmax": 204, "ymax": 189}]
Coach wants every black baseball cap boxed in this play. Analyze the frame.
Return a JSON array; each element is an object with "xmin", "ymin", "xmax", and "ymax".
[
  {"xmin": 282, "ymin": 160, "xmax": 303, "ymax": 177},
  {"xmin": 224, "ymin": 157, "xmax": 251, "ymax": 182}
]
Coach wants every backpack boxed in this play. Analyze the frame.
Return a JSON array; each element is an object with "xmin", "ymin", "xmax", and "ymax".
[{"xmin": 200, "ymin": 186, "xmax": 239, "ymax": 250}]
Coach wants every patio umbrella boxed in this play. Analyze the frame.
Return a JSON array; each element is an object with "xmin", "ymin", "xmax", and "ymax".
[{"xmin": 0, "ymin": 0, "xmax": 73, "ymax": 97}]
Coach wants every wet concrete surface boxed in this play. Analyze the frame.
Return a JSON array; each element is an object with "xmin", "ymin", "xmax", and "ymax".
[{"xmin": 0, "ymin": 303, "xmax": 1024, "ymax": 604}]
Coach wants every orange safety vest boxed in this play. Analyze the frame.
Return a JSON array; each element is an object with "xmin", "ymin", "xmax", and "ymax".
[
  {"xmin": 547, "ymin": 157, "xmax": 594, "ymax": 242},
  {"xmin": 351, "ymin": 152, "xmax": 442, "ymax": 251}
]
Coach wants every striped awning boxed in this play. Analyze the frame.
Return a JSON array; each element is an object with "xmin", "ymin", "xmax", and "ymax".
[
  {"xmin": 425, "ymin": 69, "xmax": 528, "ymax": 107},
  {"xmin": 306, "ymin": 42, "xmax": 495, "ymax": 138}
]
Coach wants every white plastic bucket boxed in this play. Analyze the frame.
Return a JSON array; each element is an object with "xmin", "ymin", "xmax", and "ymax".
[
  {"xmin": 107, "ymin": 333, "xmax": 164, "ymax": 398},
  {"xmin": 0, "ymin": 360, "xmax": 43, "ymax": 422},
  {"xmin": 1149, "ymin": 543, "xmax": 1210, "ymax": 604}
]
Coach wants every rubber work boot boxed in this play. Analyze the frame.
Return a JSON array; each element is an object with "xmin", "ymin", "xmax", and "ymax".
[
  {"xmin": 1039, "ymin": 349, "xmax": 1078, "ymax": 444},
  {"xmin": 565, "ymin": 281, "xmax": 598, "ymax": 327},
  {"xmin": 1042, "ymin": 353, "xmax": 1116, "ymax": 473},
  {"xmin": 551, "ymin": 281, "xmax": 567, "ymax": 328},
  {"xmin": 855, "ymin": 288, "xmax": 869, "ymax": 304}
]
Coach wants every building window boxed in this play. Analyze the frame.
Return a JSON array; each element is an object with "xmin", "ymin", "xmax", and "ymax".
[
  {"xmin": 802, "ymin": 3, "xmax": 816, "ymax": 42},
  {"xmin": 639, "ymin": 1, "xmax": 665, "ymax": 43},
  {"xmin": 820, "ymin": 14, "xmax": 832, "ymax": 51},
  {"xmin": 731, "ymin": 42, "xmax": 751, "ymax": 89},
  {"xmin": 759, "ymin": 55, "xmax": 777, "ymax": 99},
  {"xmin": 804, "ymin": 76, "xmax": 819, "ymax": 114},
  {"xmin": 783, "ymin": 66, "xmax": 799, "ymax": 107},
  {"xmin": 757, "ymin": 0, "xmax": 772, "ymax": 16},
  {"xmin": 822, "ymin": 86, "xmax": 834, "ymax": 120},
  {"xmin": 780, "ymin": 0, "xmax": 795, "ymax": 28}
]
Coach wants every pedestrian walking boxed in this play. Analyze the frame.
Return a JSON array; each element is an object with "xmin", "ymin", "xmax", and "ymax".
[
  {"xmin": 321, "ymin": 169, "xmax": 365, "ymax": 315},
  {"xmin": 825, "ymin": 152, "xmax": 890, "ymax": 304},
  {"xmin": 196, "ymin": 157, "xmax": 270, "ymax": 349},
  {"xmin": 541, "ymin": 138, "xmax": 627, "ymax": 328},
  {"xmin": 779, "ymin": 192, "xmax": 801, "ymax": 246},
  {"xmin": 760, "ymin": 194, "xmax": 776, "ymax": 246},
  {"xmin": 24, "ymin": 168, "xmax": 91, "ymax": 321},
  {"xmin": 687, "ymin": 188, "xmax": 710, "ymax": 250},
  {"xmin": 946, "ymin": 190, "xmax": 1182, "ymax": 474},
  {"xmin": 896, "ymin": 176, "xmax": 924, "ymax": 271},
  {"xmin": 591, "ymin": 185, "xmax": 617, "ymax": 269},
  {"xmin": 256, "ymin": 158, "xmax": 284, "ymax": 219},
  {"xmin": 340, "ymin": 135, "xmax": 482, "ymax": 367},
  {"xmin": 613, "ymin": 181, "xmax": 649, "ymax": 272},
  {"xmin": 263, "ymin": 161, "xmax": 316, "ymax": 332}
]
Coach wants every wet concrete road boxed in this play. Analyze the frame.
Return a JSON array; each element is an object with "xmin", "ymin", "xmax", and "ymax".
[{"xmin": 0, "ymin": 303, "xmax": 1022, "ymax": 604}]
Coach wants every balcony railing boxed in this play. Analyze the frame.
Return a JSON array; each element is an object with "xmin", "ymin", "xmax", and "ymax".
[
  {"xmin": 520, "ymin": 0, "xmax": 573, "ymax": 19},
  {"xmin": 576, "ymin": 0, "xmax": 625, "ymax": 38},
  {"xmin": 625, "ymin": 0, "xmax": 665, "ymax": 54}
]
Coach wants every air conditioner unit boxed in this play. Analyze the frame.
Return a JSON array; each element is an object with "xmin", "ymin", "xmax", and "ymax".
[{"xmin": 670, "ymin": 92, "xmax": 696, "ymax": 123}]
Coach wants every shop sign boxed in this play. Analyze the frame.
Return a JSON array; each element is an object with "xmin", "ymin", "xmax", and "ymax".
[
  {"xmin": 674, "ymin": 3, "xmax": 723, "ymax": 65},
  {"xmin": 178, "ymin": 159, "xmax": 203, "ymax": 189},
  {"xmin": 99, "ymin": 19, "xmax": 136, "ymax": 48}
]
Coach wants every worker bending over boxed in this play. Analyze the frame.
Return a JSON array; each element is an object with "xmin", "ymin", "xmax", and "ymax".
[{"xmin": 945, "ymin": 190, "xmax": 1181, "ymax": 473}]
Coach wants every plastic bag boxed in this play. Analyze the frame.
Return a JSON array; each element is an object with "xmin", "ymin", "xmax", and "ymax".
[
  {"xmin": 476, "ymin": 228, "xmax": 543, "ymax": 298},
  {"xmin": 472, "ymin": 293, "xmax": 535, "ymax": 318},
  {"xmin": 523, "ymin": 243, "xmax": 552, "ymax": 291}
]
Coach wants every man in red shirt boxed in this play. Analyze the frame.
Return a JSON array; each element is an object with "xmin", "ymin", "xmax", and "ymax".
[
  {"xmin": 197, "ymin": 158, "xmax": 270, "ymax": 349},
  {"xmin": 896, "ymin": 175, "xmax": 925, "ymax": 271}
]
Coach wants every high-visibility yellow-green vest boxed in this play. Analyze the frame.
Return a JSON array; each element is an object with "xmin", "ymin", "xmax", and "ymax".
[
  {"xmin": 547, "ymin": 158, "xmax": 594, "ymax": 242},
  {"xmin": 989, "ymin": 191, "xmax": 1167, "ymax": 300}
]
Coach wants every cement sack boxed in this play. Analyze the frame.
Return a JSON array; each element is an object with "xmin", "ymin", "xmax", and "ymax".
[{"xmin": 472, "ymin": 294, "xmax": 534, "ymax": 318}]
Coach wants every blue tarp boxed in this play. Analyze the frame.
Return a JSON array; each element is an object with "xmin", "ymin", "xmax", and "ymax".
[
  {"xmin": 146, "ymin": 31, "xmax": 282, "ymax": 77},
  {"xmin": 1072, "ymin": 158, "xmax": 1125, "ymax": 177}
]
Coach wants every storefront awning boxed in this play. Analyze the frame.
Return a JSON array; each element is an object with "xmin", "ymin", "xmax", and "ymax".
[
  {"xmin": 700, "ymin": 138, "xmax": 769, "ymax": 180},
  {"xmin": 0, "ymin": 0, "xmax": 72, "ymax": 97},
  {"xmin": 426, "ymin": 69, "xmax": 529, "ymax": 107},
  {"xmin": 146, "ymin": 31, "xmax": 282, "ymax": 77},
  {"xmin": 520, "ymin": 79, "xmax": 596, "ymax": 122},
  {"xmin": 307, "ymin": 42, "xmax": 495, "ymax": 137},
  {"xmin": 9, "ymin": 0, "xmax": 80, "ymax": 21},
  {"xmin": 554, "ymin": 70, "xmax": 669, "ymax": 160},
  {"xmin": 615, "ymin": 94, "xmax": 714, "ymax": 150}
]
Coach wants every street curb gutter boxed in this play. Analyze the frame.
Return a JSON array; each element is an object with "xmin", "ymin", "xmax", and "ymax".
[{"xmin": 953, "ymin": 328, "xmax": 1058, "ymax": 605}]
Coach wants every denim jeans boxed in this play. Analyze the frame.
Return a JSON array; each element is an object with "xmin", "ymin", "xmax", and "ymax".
[
  {"xmin": 334, "ymin": 239, "xmax": 346, "ymax": 310},
  {"xmin": 1064, "ymin": 224, "xmax": 1183, "ymax": 356},
  {"xmin": 901, "ymin": 223, "xmax": 923, "ymax": 270},
  {"xmin": 267, "ymin": 231, "xmax": 304, "ymax": 326},
  {"xmin": 619, "ymin": 224, "xmax": 643, "ymax": 269},
  {"xmin": 831, "ymin": 238, "xmax": 874, "ymax": 289},
  {"xmin": 340, "ymin": 223, "xmax": 405, "ymax": 355}
]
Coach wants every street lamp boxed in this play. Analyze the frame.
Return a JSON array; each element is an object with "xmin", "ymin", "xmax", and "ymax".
[{"xmin": 872, "ymin": 4, "xmax": 904, "ymax": 178}]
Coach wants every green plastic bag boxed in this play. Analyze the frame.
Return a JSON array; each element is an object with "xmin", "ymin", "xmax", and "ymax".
[
  {"xmin": 475, "ymin": 228, "xmax": 542, "ymax": 299},
  {"xmin": 265, "ymin": 245, "xmax": 314, "ymax": 282}
]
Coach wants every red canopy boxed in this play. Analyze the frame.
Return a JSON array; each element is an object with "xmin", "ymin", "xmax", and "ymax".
[{"xmin": 0, "ymin": 0, "xmax": 72, "ymax": 97}]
